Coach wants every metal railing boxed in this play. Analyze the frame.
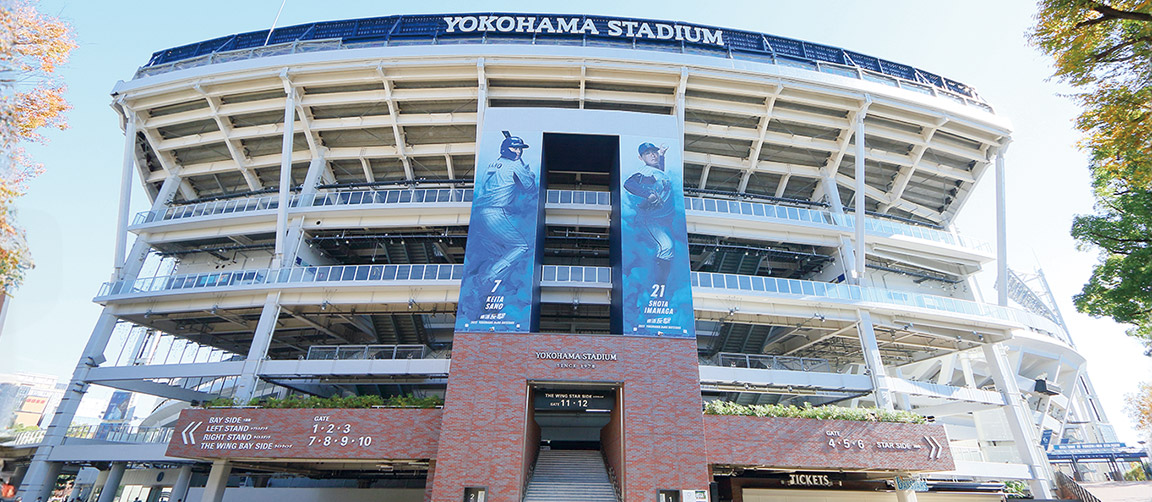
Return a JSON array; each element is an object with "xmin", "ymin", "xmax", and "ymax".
[
  {"xmin": 686, "ymin": 195, "xmax": 834, "ymax": 225},
  {"xmin": 133, "ymin": 194, "xmax": 284, "ymax": 225},
  {"xmin": 836, "ymin": 213, "xmax": 992, "ymax": 254},
  {"xmin": 1056, "ymin": 471, "xmax": 1101, "ymax": 502},
  {"xmin": 949, "ymin": 445, "xmax": 985, "ymax": 462},
  {"xmin": 713, "ymin": 353, "xmax": 832, "ymax": 372},
  {"xmin": 541, "ymin": 265, "xmax": 611, "ymax": 284},
  {"xmin": 6, "ymin": 424, "xmax": 175, "ymax": 446},
  {"xmin": 98, "ymin": 263, "xmax": 464, "ymax": 297},
  {"xmin": 96, "ymin": 264, "xmax": 1065, "ymax": 339},
  {"xmin": 546, "ymin": 189, "xmax": 611, "ymax": 206},
  {"xmin": 132, "ymin": 190, "xmax": 990, "ymax": 254},
  {"xmin": 306, "ymin": 344, "xmax": 428, "ymax": 360},
  {"xmin": 307, "ymin": 188, "xmax": 471, "ymax": 207},
  {"xmin": 686, "ymin": 196, "xmax": 991, "ymax": 254},
  {"xmin": 690, "ymin": 271, "xmax": 1065, "ymax": 335}
]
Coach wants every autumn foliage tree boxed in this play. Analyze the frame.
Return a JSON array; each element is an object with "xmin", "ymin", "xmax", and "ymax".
[
  {"xmin": 1030, "ymin": 1, "xmax": 1152, "ymax": 352},
  {"xmin": 0, "ymin": 0, "xmax": 75, "ymax": 291},
  {"xmin": 1126, "ymin": 381, "xmax": 1152, "ymax": 435}
]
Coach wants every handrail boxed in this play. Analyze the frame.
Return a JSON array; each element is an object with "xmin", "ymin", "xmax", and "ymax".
[
  {"xmin": 133, "ymin": 194, "xmax": 286, "ymax": 225},
  {"xmin": 306, "ymin": 344, "xmax": 429, "ymax": 360},
  {"xmin": 689, "ymin": 271, "xmax": 1069, "ymax": 339},
  {"xmin": 97, "ymin": 265, "xmax": 1068, "ymax": 344},
  {"xmin": 1055, "ymin": 471, "xmax": 1101, "ymax": 502},
  {"xmin": 98, "ymin": 263, "xmax": 464, "ymax": 297},
  {"xmin": 541, "ymin": 265, "xmax": 611, "ymax": 284},
  {"xmin": 712, "ymin": 352, "xmax": 831, "ymax": 372},
  {"xmin": 546, "ymin": 189, "xmax": 610, "ymax": 206},
  {"xmin": 132, "ymin": 191, "xmax": 991, "ymax": 254},
  {"xmin": 6, "ymin": 424, "xmax": 175, "ymax": 446},
  {"xmin": 132, "ymin": 188, "xmax": 473, "ymax": 225}
]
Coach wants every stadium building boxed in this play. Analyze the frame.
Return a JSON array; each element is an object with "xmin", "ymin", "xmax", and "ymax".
[{"xmin": 6, "ymin": 12, "xmax": 1126, "ymax": 502}]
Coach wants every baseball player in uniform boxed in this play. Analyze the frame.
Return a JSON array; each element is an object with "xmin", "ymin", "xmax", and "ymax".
[
  {"xmin": 471, "ymin": 131, "xmax": 537, "ymax": 290},
  {"xmin": 624, "ymin": 142, "xmax": 675, "ymax": 283}
]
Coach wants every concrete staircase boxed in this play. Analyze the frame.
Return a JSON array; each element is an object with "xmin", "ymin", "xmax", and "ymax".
[{"xmin": 523, "ymin": 449, "xmax": 619, "ymax": 502}]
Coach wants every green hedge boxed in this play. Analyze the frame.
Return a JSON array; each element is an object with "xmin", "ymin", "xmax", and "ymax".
[
  {"xmin": 703, "ymin": 401, "xmax": 927, "ymax": 424},
  {"xmin": 203, "ymin": 394, "xmax": 443, "ymax": 409},
  {"xmin": 1004, "ymin": 480, "xmax": 1030, "ymax": 498}
]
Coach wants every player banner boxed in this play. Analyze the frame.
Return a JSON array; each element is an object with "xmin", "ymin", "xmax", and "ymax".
[
  {"xmin": 615, "ymin": 135, "xmax": 694, "ymax": 337},
  {"xmin": 455, "ymin": 123, "xmax": 545, "ymax": 333}
]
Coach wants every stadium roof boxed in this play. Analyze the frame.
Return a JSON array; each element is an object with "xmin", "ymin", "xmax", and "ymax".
[{"xmin": 140, "ymin": 12, "xmax": 982, "ymax": 102}]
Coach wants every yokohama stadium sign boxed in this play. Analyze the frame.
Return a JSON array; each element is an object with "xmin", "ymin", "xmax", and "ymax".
[{"xmin": 441, "ymin": 15, "xmax": 725, "ymax": 46}]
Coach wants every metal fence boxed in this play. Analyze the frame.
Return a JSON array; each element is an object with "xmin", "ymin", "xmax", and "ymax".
[
  {"xmin": 306, "ymin": 344, "xmax": 428, "ymax": 360},
  {"xmin": 714, "ymin": 353, "xmax": 831, "ymax": 372},
  {"xmin": 99, "ymin": 263, "xmax": 464, "ymax": 297},
  {"xmin": 6, "ymin": 424, "xmax": 174, "ymax": 447}
]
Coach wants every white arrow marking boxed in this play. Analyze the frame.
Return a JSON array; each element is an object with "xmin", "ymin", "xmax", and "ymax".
[
  {"xmin": 923, "ymin": 436, "xmax": 942, "ymax": 459},
  {"xmin": 182, "ymin": 421, "xmax": 201, "ymax": 445}
]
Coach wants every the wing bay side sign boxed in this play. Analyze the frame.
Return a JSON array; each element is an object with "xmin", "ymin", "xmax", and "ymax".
[
  {"xmin": 441, "ymin": 15, "xmax": 726, "ymax": 46},
  {"xmin": 166, "ymin": 408, "xmax": 441, "ymax": 460}
]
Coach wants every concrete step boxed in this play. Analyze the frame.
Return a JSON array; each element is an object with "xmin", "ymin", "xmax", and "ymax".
[{"xmin": 524, "ymin": 450, "xmax": 618, "ymax": 502}]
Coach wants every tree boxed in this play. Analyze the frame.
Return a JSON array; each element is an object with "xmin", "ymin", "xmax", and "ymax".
[
  {"xmin": 1125, "ymin": 381, "xmax": 1152, "ymax": 434},
  {"xmin": 1070, "ymin": 188, "xmax": 1152, "ymax": 347},
  {"xmin": 1030, "ymin": 1, "xmax": 1152, "ymax": 351},
  {"xmin": 0, "ymin": 0, "xmax": 75, "ymax": 291},
  {"xmin": 1030, "ymin": 1, "xmax": 1152, "ymax": 185}
]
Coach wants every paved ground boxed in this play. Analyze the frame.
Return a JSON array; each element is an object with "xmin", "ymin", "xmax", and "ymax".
[{"xmin": 1081, "ymin": 481, "xmax": 1152, "ymax": 502}]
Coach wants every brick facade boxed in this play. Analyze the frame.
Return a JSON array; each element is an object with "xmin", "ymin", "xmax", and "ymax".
[
  {"xmin": 165, "ymin": 408, "xmax": 441, "ymax": 460},
  {"xmin": 428, "ymin": 332, "xmax": 710, "ymax": 502},
  {"xmin": 166, "ymin": 333, "xmax": 956, "ymax": 501},
  {"xmin": 704, "ymin": 415, "xmax": 955, "ymax": 471}
]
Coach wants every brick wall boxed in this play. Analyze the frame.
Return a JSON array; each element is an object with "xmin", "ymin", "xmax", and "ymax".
[
  {"xmin": 429, "ymin": 332, "xmax": 710, "ymax": 502},
  {"xmin": 705, "ymin": 415, "xmax": 955, "ymax": 471},
  {"xmin": 166, "ymin": 408, "xmax": 441, "ymax": 460}
]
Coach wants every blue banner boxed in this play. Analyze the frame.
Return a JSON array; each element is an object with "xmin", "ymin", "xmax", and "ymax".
[
  {"xmin": 455, "ymin": 125, "xmax": 544, "ymax": 333},
  {"xmin": 616, "ymin": 136, "xmax": 694, "ymax": 337}
]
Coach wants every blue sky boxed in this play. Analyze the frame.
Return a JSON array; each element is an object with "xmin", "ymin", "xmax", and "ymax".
[{"xmin": 5, "ymin": 0, "xmax": 1149, "ymax": 443}]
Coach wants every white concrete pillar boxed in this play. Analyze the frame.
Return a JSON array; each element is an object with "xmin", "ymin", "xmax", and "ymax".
[
  {"xmin": 895, "ymin": 487, "xmax": 919, "ymax": 502},
  {"xmin": 856, "ymin": 310, "xmax": 894, "ymax": 410},
  {"xmin": 233, "ymin": 292, "xmax": 282, "ymax": 403},
  {"xmin": 474, "ymin": 59, "xmax": 487, "ymax": 142},
  {"xmin": 983, "ymin": 343, "xmax": 1054, "ymax": 498},
  {"xmin": 892, "ymin": 367, "xmax": 912, "ymax": 411},
  {"xmin": 994, "ymin": 148, "xmax": 1008, "ymax": 306},
  {"xmin": 199, "ymin": 460, "xmax": 231, "ymax": 502},
  {"xmin": 274, "ymin": 79, "xmax": 297, "ymax": 265},
  {"xmin": 894, "ymin": 473, "xmax": 920, "ymax": 502},
  {"xmin": 281, "ymin": 154, "xmax": 328, "ymax": 267},
  {"xmin": 95, "ymin": 462, "xmax": 126, "ymax": 502},
  {"xmin": 21, "ymin": 173, "xmax": 183, "ymax": 500},
  {"xmin": 114, "ymin": 112, "xmax": 137, "ymax": 279},
  {"xmin": 853, "ymin": 100, "xmax": 870, "ymax": 285},
  {"xmin": 171, "ymin": 464, "xmax": 194, "ymax": 502}
]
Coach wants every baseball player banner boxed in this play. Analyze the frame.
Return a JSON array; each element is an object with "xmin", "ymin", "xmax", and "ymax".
[
  {"xmin": 455, "ymin": 125, "xmax": 544, "ymax": 333},
  {"xmin": 616, "ymin": 135, "xmax": 694, "ymax": 338}
]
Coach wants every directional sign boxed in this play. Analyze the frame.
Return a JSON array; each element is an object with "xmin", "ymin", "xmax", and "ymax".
[
  {"xmin": 923, "ymin": 436, "xmax": 943, "ymax": 459},
  {"xmin": 705, "ymin": 416, "xmax": 955, "ymax": 472},
  {"xmin": 166, "ymin": 408, "xmax": 442, "ymax": 460},
  {"xmin": 180, "ymin": 421, "xmax": 202, "ymax": 445}
]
